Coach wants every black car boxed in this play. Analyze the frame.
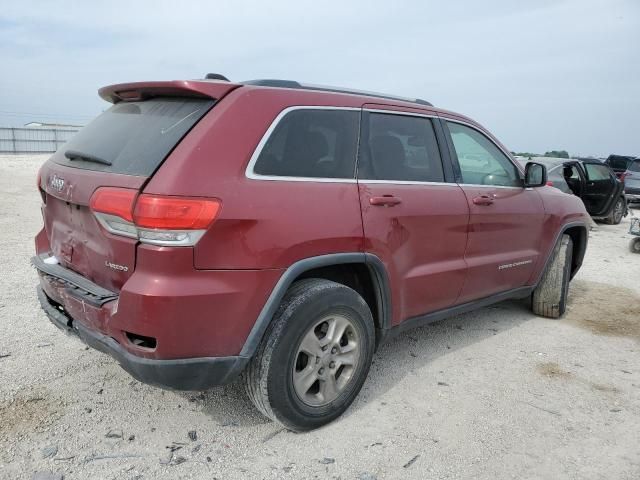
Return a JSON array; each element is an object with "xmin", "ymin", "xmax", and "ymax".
[
  {"xmin": 605, "ymin": 154, "xmax": 636, "ymax": 179},
  {"xmin": 517, "ymin": 157, "xmax": 627, "ymax": 224}
]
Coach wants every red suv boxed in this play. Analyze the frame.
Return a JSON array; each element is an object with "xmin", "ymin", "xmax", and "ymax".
[{"xmin": 34, "ymin": 76, "xmax": 590, "ymax": 431}]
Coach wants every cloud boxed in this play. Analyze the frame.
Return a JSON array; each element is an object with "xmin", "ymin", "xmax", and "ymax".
[{"xmin": 0, "ymin": 0, "xmax": 638, "ymax": 156}]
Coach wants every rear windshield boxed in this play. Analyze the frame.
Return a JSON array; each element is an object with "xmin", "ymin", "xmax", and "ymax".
[
  {"xmin": 53, "ymin": 97, "xmax": 214, "ymax": 176},
  {"xmin": 629, "ymin": 160, "xmax": 640, "ymax": 172},
  {"xmin": 607, "ymin": 156, "xmax": 633, "ymax": 171}
]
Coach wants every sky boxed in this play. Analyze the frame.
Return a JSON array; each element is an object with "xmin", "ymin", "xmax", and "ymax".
[{"xmin": 0, "ymin": 0, "xmax": 638, "ymax": 157}]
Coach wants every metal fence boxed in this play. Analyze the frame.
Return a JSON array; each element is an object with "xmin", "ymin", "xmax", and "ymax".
[{"xmin": 0, "ymin": 127, "xmax": 80, "ymax": 153}]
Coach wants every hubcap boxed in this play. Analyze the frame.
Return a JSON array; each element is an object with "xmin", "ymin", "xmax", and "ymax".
[{"xmin": 292, "ymin": 314, "xmax": 360, "ymax": 407}]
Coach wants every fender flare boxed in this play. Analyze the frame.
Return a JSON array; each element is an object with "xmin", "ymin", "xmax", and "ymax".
[
  {"xmin": 533, "ymin": 220, "xmax": 589, "ymax": 286},
  {"xmin": 238, "ymin": 252, "xmax": 392, "ymax": 358}
]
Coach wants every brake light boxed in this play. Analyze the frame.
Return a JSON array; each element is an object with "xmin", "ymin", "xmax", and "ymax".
[
  {"xmin": 89, "ymin": 187, "xmax": 221, "ymax": 246},
  {"xmin": 546, "ymin": 181, "xmax": 554, "ymax": 187},
  {"xmin": 90, "ymin": 187, "xmax": 137, "ymax": 222},
  {"xmin": 133, "ymin": 195, "xmax": 220, "ymax": 229}
]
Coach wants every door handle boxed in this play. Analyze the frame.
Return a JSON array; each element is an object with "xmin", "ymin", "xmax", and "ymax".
[
  {"xmin": 472, "ymin": 195, "xmax": 495, "ymax": 206},
  {"xmin": 370, "ymin": 195, "xmax": 402, "ymax": 207}
]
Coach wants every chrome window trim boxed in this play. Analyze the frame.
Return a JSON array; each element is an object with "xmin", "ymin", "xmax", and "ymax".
[
  {"xmin": 362, "ymin": 108, "xmax": 437, "ymax": 119},
  {"xmin": 245, "ymin": 105, "xmax": 361, "ymax": 183},
  {"xmin": 359, "ymin": 179, "xmax": 453, "ymax": 187}
]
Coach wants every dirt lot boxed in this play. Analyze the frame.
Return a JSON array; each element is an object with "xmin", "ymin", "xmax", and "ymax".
[{"xmin": 1, "ymin": 154, "xmax": 639, "ymax": 480}]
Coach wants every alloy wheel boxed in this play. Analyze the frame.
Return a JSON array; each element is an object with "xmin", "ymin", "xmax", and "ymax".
[{"xmin": 292, "ymin": 314, "xmax": 360, "ymax": 407}]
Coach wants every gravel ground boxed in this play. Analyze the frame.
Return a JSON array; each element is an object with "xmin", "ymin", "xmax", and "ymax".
[{"xmin": 1, "ymin": 154, "xmax": 639, "ymax": 480}]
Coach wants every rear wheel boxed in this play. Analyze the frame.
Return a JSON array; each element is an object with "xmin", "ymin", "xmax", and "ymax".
[
  {"xmin": 605, "ymin": 197, "xmax": 625, "ymax": 225},
  {"xmin": 243, "ymin": 279, "xmax": 375, "ymax": 431},
  {"xmin": 630, "ymin": 237, "xmax": 640, "ymax": 254},
  {"xmin": 532, "ymin": 234, "xmax": 573, "ymax": 318}
]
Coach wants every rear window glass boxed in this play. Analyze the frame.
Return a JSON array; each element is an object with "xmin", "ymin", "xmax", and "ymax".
[
  {"xmin": 629, "ymin": 160, "xmax": 640, "ymax": 172},
  {"xmin": 253, "ymin": 109, "xmax": 359, "ymax": 179},
  {"xmin": 607, "ymin": 156, "xmax": 633, "ymax": 171},
  {"xmin": 53, "ymin": 97, "xmax": 214, "ymax": 176}
]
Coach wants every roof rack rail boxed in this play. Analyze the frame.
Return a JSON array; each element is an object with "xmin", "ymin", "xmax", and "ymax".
[{"xmin": 241, "ymin": 79, "xmax": 433, "ymax": 107}]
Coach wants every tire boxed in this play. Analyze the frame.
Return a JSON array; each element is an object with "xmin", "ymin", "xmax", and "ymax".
[
  {"xmin": 604, "ymin": 197, "xmax": 625, "ymax": 225},
  {"xmin": 630, "ymin": 237, "xmax": 640, "ymax": 254},
  {"xmin": 243, "ymin": 278, "xmax": 375, "ymax": 431},
  {"xmin": 532, "ymin": 234, "xmax": 573, "ymax": 319}
]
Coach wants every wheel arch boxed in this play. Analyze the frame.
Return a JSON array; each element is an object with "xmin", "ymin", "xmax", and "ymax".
[
  {"xmin": 239, "ymin": 253, "xmax": 392, "ymax": 358},
  {"xmin": 534, "ymin": 221, "xmax": 588, "ymax": 286}
]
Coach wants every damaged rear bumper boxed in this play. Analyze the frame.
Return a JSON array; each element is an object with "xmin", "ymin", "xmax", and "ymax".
[{"xmin": 35, "ymin": 284, "xmax": 247, "ymax": 391}]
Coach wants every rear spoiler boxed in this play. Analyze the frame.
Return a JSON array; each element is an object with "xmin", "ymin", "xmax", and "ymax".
[{"xmin": 98, "ymin": 80, "xmax": 242, "ymax": 104}]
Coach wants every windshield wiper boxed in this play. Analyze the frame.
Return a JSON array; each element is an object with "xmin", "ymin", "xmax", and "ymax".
[{"xmin": 64, "ymin": 150, "xmax": 112, "ymax": 166}]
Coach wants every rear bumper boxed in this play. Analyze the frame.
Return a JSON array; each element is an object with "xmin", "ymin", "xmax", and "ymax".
[{"xmin": 36, "ymin": 286, "xmax": 247, "ymax": 390}]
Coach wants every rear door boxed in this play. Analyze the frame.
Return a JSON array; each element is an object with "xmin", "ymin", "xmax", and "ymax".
[
  {"xmin": 442, "ymin": 119, "xmax": 545, "ymax": 303},
  {"xmin": 39, "ymin": 96, "xmax": 215, "ymax": 291},
  {"xmin": 581, "ymin": 161, "xmax": 622, "ymax": 216},
  {"xmin": 357, "ymin": 106, "xmax": 469, "ymax": 324}
]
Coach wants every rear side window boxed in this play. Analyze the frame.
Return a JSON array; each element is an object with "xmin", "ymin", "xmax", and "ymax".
[
  {"xmin": 584, "ymin": 163, "xmax": 612, "ymax": 181},
  {"xmin": 629, "ymin": 160, "xmax": 640, "ymax": 172},
  {"xmin": 53, "ymin": 97, "xmax": 214, "ymax": 176},
  {"xmin": 253, "ymin": 109, "xmax": 359, "ymax": 179},
  {"xmin": 358, "ymin": 113, "xmax": 445, "ymax": 182}
]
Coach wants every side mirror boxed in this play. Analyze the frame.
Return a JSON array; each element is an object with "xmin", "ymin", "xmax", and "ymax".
[{"xmin": 524, "ymin": 162, "xmax": 547, "ymax": 187}]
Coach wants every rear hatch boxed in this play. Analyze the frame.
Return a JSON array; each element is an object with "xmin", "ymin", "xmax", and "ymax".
[{"xmin": 38, "ymin": 84, "xmax": 232, "ymax": 292}]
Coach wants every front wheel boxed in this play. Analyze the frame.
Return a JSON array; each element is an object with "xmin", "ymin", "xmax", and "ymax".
[
  {"xmin": 532, "ymin": 234, "xmax": 573, "ymax": 318},
  {"xmin": 243, "ymin": 279, "xmax": 375, "ymax": 431},
  {"xmin": 630, "ymin": 237, "xmax": 640, "ymax": 254}
]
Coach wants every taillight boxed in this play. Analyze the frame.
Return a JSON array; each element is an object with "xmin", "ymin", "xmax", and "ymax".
[
  {"xmin": 133, "ymin": 195, "xmax": 220, "ymax": 230},
  {"xmin": 89, "ymin": 187, "xmax": 221, "ymax": 246},
  {"xmin": 546, "ymin": 181, "xmax": 554, "ymax": 187},
  {"xmin": 90, "ymin": 187, "xmax": 137, "ymax": 222}
]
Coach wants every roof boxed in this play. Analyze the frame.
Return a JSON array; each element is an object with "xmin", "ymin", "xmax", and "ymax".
[{"xmin": 240, "ymin": 79, "xmax": 433, "ymax": 107}]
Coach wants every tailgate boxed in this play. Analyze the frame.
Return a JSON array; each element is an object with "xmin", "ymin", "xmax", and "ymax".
[
  {"xmin": 38, "ymin": 93, "xmax": 219, "ymax": 292},
  {"xmin": 40, "ymin": 164, "xmax": 145, "ymax": 291}
]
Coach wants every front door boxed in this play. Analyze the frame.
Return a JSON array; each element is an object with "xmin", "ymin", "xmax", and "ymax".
[
  {"xmin": 442, "ymin": 119, "xmax": 546, "ymax": 303},
  {"xmin": 357, "ymin": 108, "xmax": 469, "ymax": 325}
]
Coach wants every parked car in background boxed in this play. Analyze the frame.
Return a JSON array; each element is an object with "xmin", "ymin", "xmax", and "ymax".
[
  {"xmin": 517, "ymin": 157, "xmax": 627, "ymax": 224},
  {"xmin": 619, "ymin": 158, "xmax": 640, "ymax": 204},
  {"xmin": 605, "ymin": 154, "xmax": 637, "ymax": 181}
]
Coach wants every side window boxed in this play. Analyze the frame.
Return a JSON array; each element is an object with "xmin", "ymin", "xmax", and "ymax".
[
  {"xmin": 359, "ymin": 113, "xmax": 445, "ymax": 182},
  {"xmin": 629, "ymin": 160, "xmax": 640, "ymax": 173},
  {"xmin": 547, "ymin": 167, "xmax": 572, "ymax": 194},
  {"xmin": 253, "ymin": 109, "xmax": 359, "ymax": 179},
  {"xmin": 584, "ymin": 163, "xmax": 612, "ymax": 181},
  {"xmin": 447, "ymin": 122, "xmax": 521, "ymax": 187}
]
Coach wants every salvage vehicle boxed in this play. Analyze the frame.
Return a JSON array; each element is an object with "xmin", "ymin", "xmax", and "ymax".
[
  {"xmin": 605, "ymin": 154, "xmax": 636, "ymax": 180},
  {"xmin": 619, "ymin": 158, "xmax": 640, "ymax": 204},
  {"xmin": 33, "ymin": 76, "xmax": 590, "ymax": 431},
  {"xmin": 517, "ymin": 157, "xmax": 627, "ymax": 224}
]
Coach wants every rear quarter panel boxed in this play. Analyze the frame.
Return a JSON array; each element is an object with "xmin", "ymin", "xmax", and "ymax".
[{"xmin": 144, "ymin": 87, "xmax": 366, "ymax": 269}]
